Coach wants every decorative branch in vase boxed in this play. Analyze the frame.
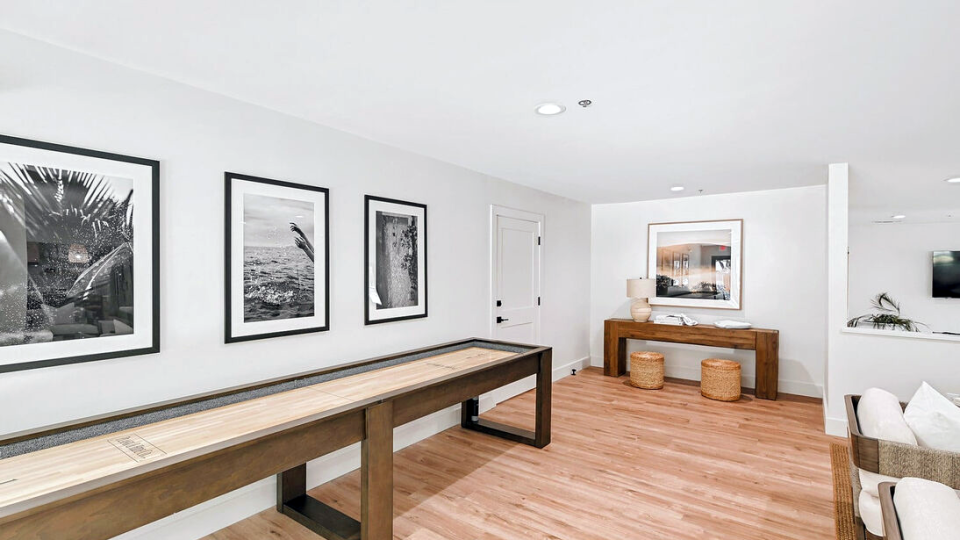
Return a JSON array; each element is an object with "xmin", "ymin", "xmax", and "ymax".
[{"xmin": 847, "ymin": 292, "xmax": 926, "ymax": 332}]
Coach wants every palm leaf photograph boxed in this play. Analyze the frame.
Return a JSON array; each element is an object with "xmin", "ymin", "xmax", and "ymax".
[
  {"xmin": 0, "ymin": 159, "xmax": 135, "ymax": 347},
  {"xmin": 0, "ymin": 134, "xmax": 159, "ymax": 373}
]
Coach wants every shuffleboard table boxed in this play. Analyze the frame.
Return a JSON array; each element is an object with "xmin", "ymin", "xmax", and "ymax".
[{"xmin": 0, "ymin": 338, "xmax": 552, "ymax": 540}]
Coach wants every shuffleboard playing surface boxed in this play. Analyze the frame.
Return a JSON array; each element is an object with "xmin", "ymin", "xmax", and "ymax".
[{"xmin": 0, "ymin": 346, "xmax": 517, "ymax": 516}]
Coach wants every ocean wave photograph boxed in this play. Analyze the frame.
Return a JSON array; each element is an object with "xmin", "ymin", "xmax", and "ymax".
[
  {"xmin": 242, "ymin": 193, "xmax": 315, "ymax": 323},
  {"xmin": 243, "ymin": 246, "xmax": 314, "ymax": 322}
]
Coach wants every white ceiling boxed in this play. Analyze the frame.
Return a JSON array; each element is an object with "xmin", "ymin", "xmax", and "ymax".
[{"xmin": 2, "ymin": 1, "xmax": 960, "ymax": 205}]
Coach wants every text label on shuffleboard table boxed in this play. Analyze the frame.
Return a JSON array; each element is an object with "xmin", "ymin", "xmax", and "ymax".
[{"xmin": 108, "ymin": 434, "xmax": 166, "ymax": 462}]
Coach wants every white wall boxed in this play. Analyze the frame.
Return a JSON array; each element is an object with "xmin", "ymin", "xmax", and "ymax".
[
  {"xmin": 589, "ymin": 185, "xmax": 827, "ymax": 397},
  {"xmin": 824, "ymin": 167, "xmax": 960, "ymax": 436},
  {"xmin": 848, "ymin": 221, "xmax": 960, "ymax": 333},
  {"xmin": 0, "ymin": 32, "xmax": 591, "ymax": 538}
]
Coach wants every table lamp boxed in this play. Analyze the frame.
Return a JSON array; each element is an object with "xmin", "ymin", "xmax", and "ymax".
[{"xmin": 626, "ymin": 278, "xmax": 656, "ymax": 322}]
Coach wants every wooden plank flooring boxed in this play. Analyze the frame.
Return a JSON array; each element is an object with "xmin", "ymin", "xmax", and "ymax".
[{"xmin": 206, "ymin": 367, "xmax": 842, "ymax": 540}]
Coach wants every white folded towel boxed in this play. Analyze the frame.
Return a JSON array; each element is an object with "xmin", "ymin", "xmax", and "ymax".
[
  {"xmin": 714, "ymin": 320, "xmax": 752, "ymax": 329},
  {"xmin": 894, "ymin": 477, "xmax": 960, "ymax": 540},
  {"xmin": 654, "ymin": 314, "xmax": 698, "ymax": 326}
]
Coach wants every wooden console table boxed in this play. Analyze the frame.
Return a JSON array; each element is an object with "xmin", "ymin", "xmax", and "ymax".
[{"xmin": 604, "ymin": 319, "xmax": 779, "ymax": 400}]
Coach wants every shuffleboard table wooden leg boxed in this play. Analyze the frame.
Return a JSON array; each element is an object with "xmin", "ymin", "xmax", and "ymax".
[
  {"xmin": 534, "ymin": 347, "xmax": 552, "ymax": 448},
  {"xmin": 276, "ymin": 463, "xmax": 362, "ymax": 540},
  {"xmin": 274, "ymin": 402, "xmax": 395, "ymax": 540},
  {"xmin": 459, "ymin": 349, "xmax": 552, "ymax": 449},
  {"xmin": 361, "ymin": 401, "xmax": 394, "ymax": 540}
]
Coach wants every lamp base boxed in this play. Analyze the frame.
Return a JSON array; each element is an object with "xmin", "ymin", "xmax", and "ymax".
[{"xmin": 630, "ymin": 299, "xmax": 652, "ymax": 322}]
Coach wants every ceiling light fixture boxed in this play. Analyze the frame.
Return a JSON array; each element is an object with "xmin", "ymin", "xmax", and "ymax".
[
  {"xmin": 946, "ymin": 177, "xmax": 960, "ymax": 184},
  {"xmin": 535, "ymin": 103, "xmax": 565, "ymax": 116},
  {"xmin": 892, "ymin": 214, "xmax": 906, "ymax": 220},
  {"xmin": 671, "ymin": 186, "xmax": 685, "ymax": 192}
]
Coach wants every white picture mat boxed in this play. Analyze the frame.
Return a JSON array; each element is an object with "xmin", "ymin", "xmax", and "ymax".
[
  {"xmin": 0, "ymin": 141, "xmax": 156, "ymax": 366},
  {"xmin": 229, "ymin": 178, "xmax": 327, "ymax": 338},
  {"xmin": 647, "ymin": 219, "xmax": 742, "ymax": 310},
  {"xmin": 367, "ymin": 199, "xmax": 426, "ymax": 321}
]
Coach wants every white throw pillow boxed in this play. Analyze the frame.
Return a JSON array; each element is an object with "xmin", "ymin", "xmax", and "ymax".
[
  {"xmin": 904, "ymin": 382, "xmax": 960, "ymax": 452},
  {"xmin": 858, "ymin": 490, "xmax": 884, "ymax": 536},
  {"xmin": 857, "ymin": 388, "xmax": 917, "ymax": 445},
  {"xmin": 894, "ymin": 477, "xmax": 960, "ymax": 540}
]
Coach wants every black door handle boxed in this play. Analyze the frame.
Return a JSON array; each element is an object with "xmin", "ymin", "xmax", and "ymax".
[{"xmin": 496, "ymin": 316, "xmax": 509, "ymax": 323}]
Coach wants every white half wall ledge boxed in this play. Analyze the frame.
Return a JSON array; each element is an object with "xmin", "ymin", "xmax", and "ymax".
[{"xmin": 841, "ymin": 327, "xmax": 960, "ymax": 344}]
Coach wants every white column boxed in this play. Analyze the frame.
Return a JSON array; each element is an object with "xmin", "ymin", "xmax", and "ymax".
[{"xmin": 824, "ymin": 163, "xmax": 849, "ymax": 435}]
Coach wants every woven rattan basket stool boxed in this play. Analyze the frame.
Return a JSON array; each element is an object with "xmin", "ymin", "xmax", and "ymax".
[
  {"xmin": 700, "ymin": 358, "xmax": 741, "ymax": 401},
  {"xmin": 628, "ymin": 351, "xmax": 664, "ymax": 390}
]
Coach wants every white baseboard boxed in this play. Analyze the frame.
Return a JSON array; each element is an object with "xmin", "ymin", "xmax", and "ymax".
[
  {"xmin": 554, "ymin": 355, "xmax": 591, "ymax": 381},
  {"xmin": 825, "ymin": 416, "xmax": 848, "ymax": 437},
  {"xmin": 116, "ymin": 354, "xmax": 588, "ymax": 540},
  {"xmin": 662, "ymin": 364, "xmax": 823, "ymax": 398},
  {"xmin": 484, "ymin": 355, "xmax": 590, "ymax": 407}
]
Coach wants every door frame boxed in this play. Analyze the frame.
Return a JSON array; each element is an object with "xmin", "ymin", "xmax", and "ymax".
[{"xmin": 489, "ymin": 205, "xmax": 544, "ymax": 340}]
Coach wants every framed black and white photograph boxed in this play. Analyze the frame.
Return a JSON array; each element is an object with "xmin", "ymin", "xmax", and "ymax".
[
  {"xmin": 648, "ymin": 219, "xmax": 742, "ymax": 310},
  {"xmin": 365, "ymin": 195, "xmax": 427, "ymax": 324},
  {"xmin": 225, "ymin": 173, "xmax": 328, "ymax": 342},
  {"xmin": 0, "ymin": 134, "xmax": 160, "ymax": 373}
]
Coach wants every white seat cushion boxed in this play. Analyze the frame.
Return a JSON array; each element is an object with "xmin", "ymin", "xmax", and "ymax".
[
  {"xmin": 858, "ymin": 387, "xmax": 917, "ymax": 445},
  {"xmin": 859, "ymin": 469, "xmax": 900, "ymax": 498},
  {"xmin": 904, "ymin": 382, "xmax": 960, "ymax": 452},
  {"xmin": 858, "ymin": 490, "xmax": 883, "ymax": 536},
  {"xmin": 894, "ymin": 477, "xmax": 960, "ymax": 540}
]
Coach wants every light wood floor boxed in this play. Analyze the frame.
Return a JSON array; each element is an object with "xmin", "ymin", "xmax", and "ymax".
[{"xmin": 205, "ymin": 367, "xmax": 842, "ymax": 540}]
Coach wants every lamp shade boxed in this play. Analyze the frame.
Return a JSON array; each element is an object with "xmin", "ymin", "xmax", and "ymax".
[{"xmin": 626, "ymin": 278, "xmax": 656, "ymax": 299}]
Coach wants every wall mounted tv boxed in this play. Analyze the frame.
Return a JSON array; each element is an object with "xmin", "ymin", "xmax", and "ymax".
[{"xmin": 933, "ymin": 251, "xmax": 960, "ymax": 298}]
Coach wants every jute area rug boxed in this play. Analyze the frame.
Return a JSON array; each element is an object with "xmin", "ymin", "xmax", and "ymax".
[{"xmin": 831, "ymin": 442, "xmax": 858, "ymax": 540}]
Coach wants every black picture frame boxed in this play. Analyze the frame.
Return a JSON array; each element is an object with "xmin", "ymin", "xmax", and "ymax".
[
  {"xmin": 364, "ymin": 195, "xmax": 428, "ymax": 325},
  {"xmin": 0, "ymin": 134, "xmax": 160, "ymax": 373},
  {"xmin": 224, "ymin": 172, "xmax": 330, "ymax": 343}
]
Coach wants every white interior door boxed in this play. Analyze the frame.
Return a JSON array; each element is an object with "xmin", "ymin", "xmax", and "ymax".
[{"xmin": 494, "ymin": 212, "xmax": 541, "ymax": 344}]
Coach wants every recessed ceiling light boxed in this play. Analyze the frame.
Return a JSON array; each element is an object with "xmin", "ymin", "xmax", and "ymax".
[
  {"xmin": 670, "ymin": 186, "xmax": 685, "ymax": 192},
  {"xmin": 946, "ymin": 177, "xmax": 960, "ymax": 184},
  {"xmin": 892, "ymin": 214, "xmax": 906, "ymax": 220},
  {"xmin": 535, "ymin": 103, "xmax": 565, "ymax": 116}
]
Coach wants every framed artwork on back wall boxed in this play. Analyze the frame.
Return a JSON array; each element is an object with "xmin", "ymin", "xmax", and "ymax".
[
  {"xmin": 0, "ymin": 134, "xmax": 160, "ymax": 373},
  {"xmin": 364, "ymin": 195, "xmax": 427, "ymax": 324},
  {"xmin": 648, "ymin": 219, "xmax": 743, "ymax": 310},
  {"xmin": 225, "ymin": 172, "xmax": 329, "ymax": 342}
]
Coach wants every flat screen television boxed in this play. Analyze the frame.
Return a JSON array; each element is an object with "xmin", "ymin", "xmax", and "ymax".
[{"xmin": 933, "ymin": 251, "xmax": 960, "ymax": 298}]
